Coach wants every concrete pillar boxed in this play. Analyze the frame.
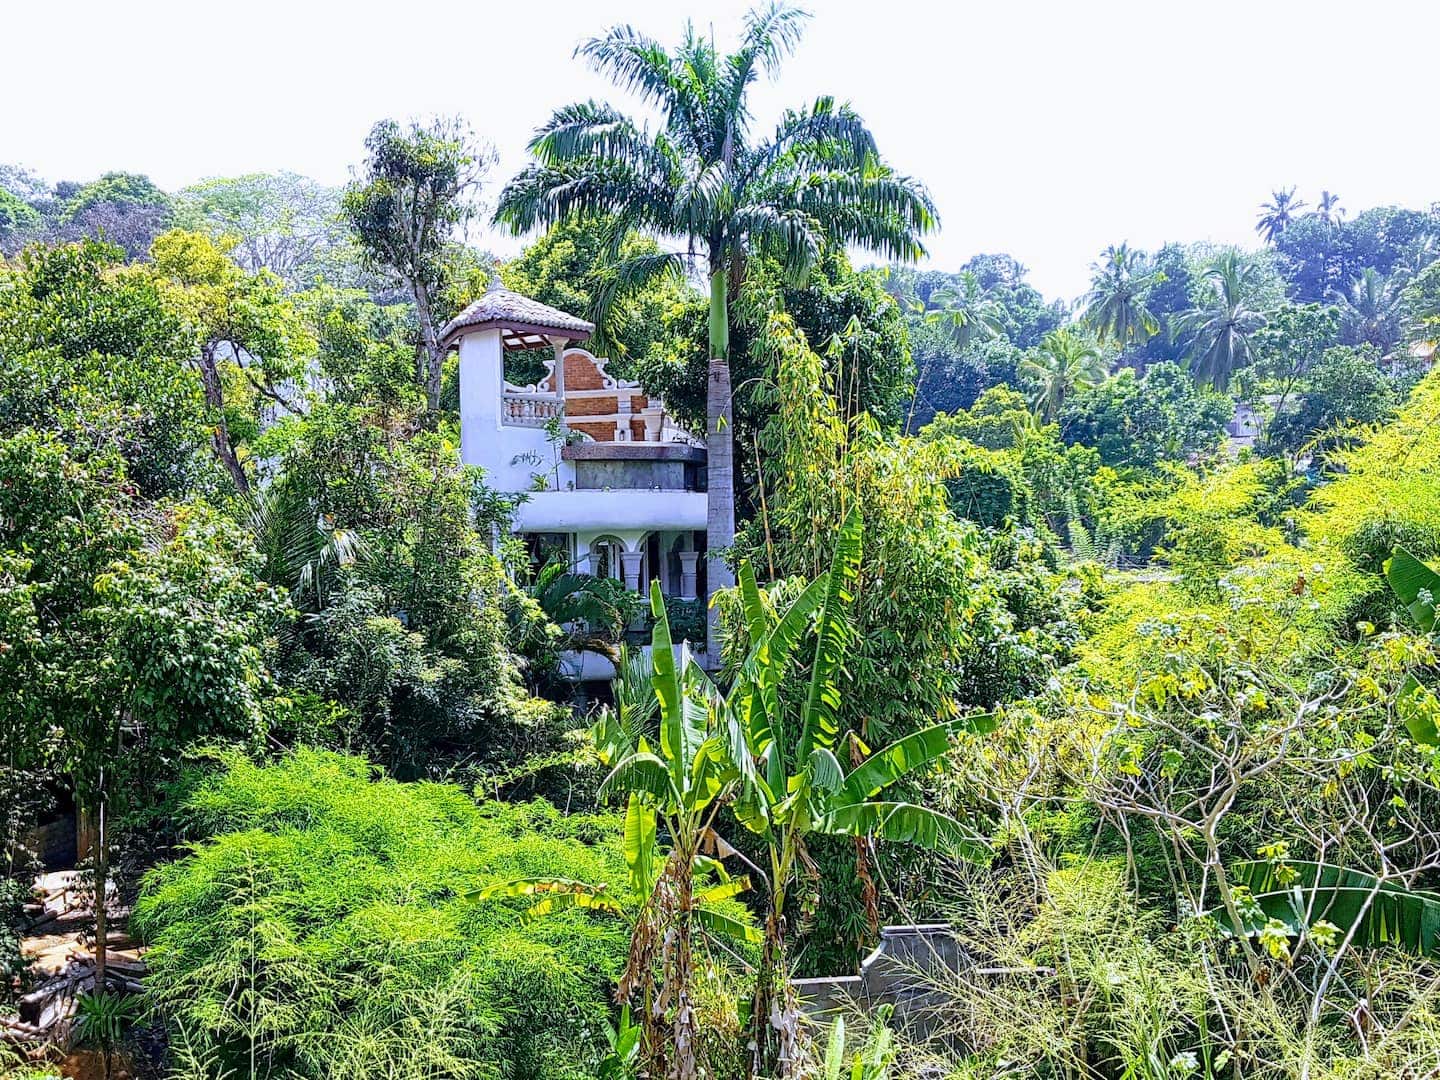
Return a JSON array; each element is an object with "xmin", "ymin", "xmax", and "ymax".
[
  {"xmin": 677, "ymin": 551, "xmax": 699, "ymax": 600},
  {"xmin": 585, "ymin": 541, "xmax": 606, "ymax": 577},
  {"xmin": 550, "ymin": 338, "xmax": 567, "ymax": 432},
  {"xmin": 458, "ymin": 328, "xmax": 504, "ymax": 470},
  {"xmin": 619, "ymin": 550, "xmax": 643, "ymax": 593},
  {"xmin": 641, "ymin": 405, "xmax": 663, "ymax": 443},
  {"xmin": 615, "ymin": 396, "xmax": 632, "ymax": 442}
]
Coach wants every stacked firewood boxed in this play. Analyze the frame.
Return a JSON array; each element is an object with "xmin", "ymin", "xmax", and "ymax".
[{"xmin": 2, "ymin": 872, "xmax": 145, "ymax": 1044}]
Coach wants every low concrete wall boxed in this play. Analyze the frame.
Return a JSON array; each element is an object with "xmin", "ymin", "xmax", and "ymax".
[{"xmin": 795, "ymin": 924, "xmax": 964, "ymax": 1034}]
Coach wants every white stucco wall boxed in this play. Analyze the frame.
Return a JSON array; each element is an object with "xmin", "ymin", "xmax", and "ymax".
[
  {"xmin": 513, "ymin": 490, "xmax": 706, "ymax": 534},
  {"xmin": 458, "ymin": 327, "xmax": 704, "ymax": 559},
  {"xmin": 458, "ymin": 327, "xmax": 576, "ymax": 493}
]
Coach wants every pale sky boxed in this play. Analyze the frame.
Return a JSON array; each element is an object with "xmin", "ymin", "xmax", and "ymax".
[{"xmin": 3, "ymin": 0, "xmax": 1437, "ymax": 301}]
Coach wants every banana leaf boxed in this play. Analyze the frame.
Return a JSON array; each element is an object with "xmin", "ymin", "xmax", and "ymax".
[{"xmin": 1220, "ymin": 860, "xmax": 1440, "ymax": 956}]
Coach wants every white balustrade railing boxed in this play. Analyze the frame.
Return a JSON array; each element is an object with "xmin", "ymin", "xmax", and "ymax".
[{"xmin": 502, "ymin": 393, "xmax": 562, "ymax": 427}]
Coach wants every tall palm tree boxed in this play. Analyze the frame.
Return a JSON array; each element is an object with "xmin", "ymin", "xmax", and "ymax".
[
  {"xmin": 926, "ymin": 270, "xmax": 1006, "ymax": 350},
  {"xmin": 1314, "ymin": 190, "xmax": 1344, "ymax": 225},
  {"xmin": 1333, "ymin": 266, "xmax": 1404, "ymax": 353},
  {"xmin": 1256, "ymin": 187, "xmax": 1308, "ymax": 244},
  {"xmin": 1082, "ymin": 243, "xmax": 1161, "ymax": 348},
  {"xmin": 1177, "ymin": 250, "xmax": 1269, "ymax": 390},
  {"xmin": 493, "ymin": 3, "xmax": 936, "ymax": 657},
  {"xmin": 906, "ymin": 270, "xmax": 1005, "ymax": 431},
  {"xmin": 1018, "ymin": 327, "xmax": 1108, "ymax": 421}
]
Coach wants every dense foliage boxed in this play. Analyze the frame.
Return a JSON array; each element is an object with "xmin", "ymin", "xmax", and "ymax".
[
  {"xmin": 135, "ymin": 750, "xmax": 629, "ymax": 1080},
  {"xmin": 3, "ymin": 7, "xmax": 1440, "ymax": 1078}
]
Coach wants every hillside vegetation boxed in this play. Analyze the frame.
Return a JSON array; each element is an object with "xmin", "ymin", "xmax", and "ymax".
[{"xmin": 3, "ymin": 3, "xmax": 1440, "ymax": 1078}]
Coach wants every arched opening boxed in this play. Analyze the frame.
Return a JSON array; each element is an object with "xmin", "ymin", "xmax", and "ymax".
[{"xmin": 588, "ymin": 535, "xmax": 627, "ymax": 583}]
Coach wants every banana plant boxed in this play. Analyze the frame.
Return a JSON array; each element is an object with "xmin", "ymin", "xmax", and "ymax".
[
  {"xmin": 471, "ymin": 794, "xmax": 758, "ymax": 943},
  {"xmin": 722, "ymin": 507, "xmax": 995, "ymax": 1075},
  {"xmin": 1386, "ymin": 547, "xmax": 1439, "ymax": 634},
  {"xmin": 1386, "ymin": 547, "xmax": 1440, "ymax": 746},
  {"xmin": 561, "ymin": 583, "xmax": 757, "ymax": 1080},
  {"xmin": 821, "ymin": 1006, "xmax": 897, "ymax": 1080},
  {"xmin": 473, "ymin": 795, "xmax": 754, "ymax": 1079},
  {"xmin": 1216, "ymin": 860, "xmax": 1440, "ymax": 958}
]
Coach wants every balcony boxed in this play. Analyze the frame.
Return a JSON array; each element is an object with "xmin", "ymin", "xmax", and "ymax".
[
  {"xmin": 512, "ymin": 488, "xmax": 707, "ymax": 534},
  {"xmin": 501, "ymin": 392, "xmax": 563, "ymax": 427}
]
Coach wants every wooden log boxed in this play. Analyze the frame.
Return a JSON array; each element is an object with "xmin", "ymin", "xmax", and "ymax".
[
  {"xmin": 65, "ymin": 948, "xmax": 144, "ymax": 974},
  {"xmin": 1, "ymin": 1017, "xmax": 46, "ymax": 1038}
]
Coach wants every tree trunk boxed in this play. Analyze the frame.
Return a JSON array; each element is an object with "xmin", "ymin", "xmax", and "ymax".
[
  {"xmin": 671, "ymin": 852, "xmax": 699, "ymax": 1080},
  {"xmin": 705, "ymin": 270, "xmax": 735, "ymax": 663},
  {"xmin": 93, "ymin": 793, "xmax": 107, "ymax": 994},
  {"xmin": 196, "ymin": 346, "xmax": 251, "ymax": 496},
  {"xmin": 751, "ymin": 906, "xmax": 782, "ymax": 1076},
  {"xmin": 413, "ymin": 281, "xmax": 443, "ymax": 415}
]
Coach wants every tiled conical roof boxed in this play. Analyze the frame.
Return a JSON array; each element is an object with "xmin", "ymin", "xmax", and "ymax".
[{"xmin": 439, "ymin": 283, "xmax": 594, "ymax": 350}]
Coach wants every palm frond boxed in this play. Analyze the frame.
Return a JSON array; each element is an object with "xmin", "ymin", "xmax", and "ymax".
[
  {"xmin": 577, "ymin": 26, "xmax": 680, "ymax": 112},
  {"xmin": 819, "ymin": 800, "xmax": 990, "ymax": 862},
  {"xmin": 529, "ymin": 101, "xmax": 665, "ymax": 175},
  {"xmin": 739, "ymin": 2, "xmax": 810, "ymax": 77},
  {"xmin": 494, "ymin": 161, "xmax": 674, "ymax": 236},
  {"xmin": 746, "ymin": 97, "xmax": 877, "ymax": 186}
]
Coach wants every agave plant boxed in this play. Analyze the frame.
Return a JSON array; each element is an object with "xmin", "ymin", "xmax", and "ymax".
[{"xmin": 722, "ymin": 508, "xmax": 994, "ymax": 1074}]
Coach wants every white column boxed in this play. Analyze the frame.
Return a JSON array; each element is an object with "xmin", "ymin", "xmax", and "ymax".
[
  {"xmin": 550, "ymin": 337, "xmax": 567, "ymax": 431},
  {"xmin": 677, "ymin": 551, "xmax": 699, "ymax": 600},
  {"xmin": 619, "ymin": 550, "xmax": 643, "ymax": 593},
  {"xmin": 585, "ymin": 540, "xmax": 606, "ymax": 577},
  {"xmin": 615, "ymin": 395, "xmax": 632, "ymax": 442},
  {"xmin": 458, "ymin": 328, "xmax": 504, "ymax": 470}
]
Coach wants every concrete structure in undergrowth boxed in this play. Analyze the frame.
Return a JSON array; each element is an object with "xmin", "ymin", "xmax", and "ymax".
[
  {"xmin": 793, "ymin": 924, "xmax": 966, "ymax": 1035},
  {"xmin": 445, "ymin": 281, "xmax": 709, "ymax": 677}
]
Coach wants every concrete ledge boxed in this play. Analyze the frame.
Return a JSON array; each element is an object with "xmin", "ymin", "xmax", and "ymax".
[
  {"xmin": 513, "ymin": 490, "xmax": 707, "ymax": 533},
  {"xmin": 562, "ymin": 442, "xmax": 707, "ymax": 464},
  {"xmin": 798, "ymin": 924, "xmax": 964, "ymax": 1037},
  {"xmin": 793, "ymin": 975, "xmax": 863, "ymax": 1018}
]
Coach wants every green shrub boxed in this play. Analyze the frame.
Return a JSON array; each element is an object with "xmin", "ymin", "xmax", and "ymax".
[
  {"xmin": 134, "ymin": 749, "xmax": 628, "ymax": 1080},
  {"xmin": 944, "ymin": 443, "xmax": 1030, "ymax": 528}
]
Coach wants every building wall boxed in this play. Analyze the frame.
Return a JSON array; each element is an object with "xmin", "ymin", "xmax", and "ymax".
[
  {"xmin": 459, "ymin": 327, "xmax": 576, "ymax": 492},
  {"xmin": 575, "ymin": 460, "xmax": 688, "ymax": 490}
]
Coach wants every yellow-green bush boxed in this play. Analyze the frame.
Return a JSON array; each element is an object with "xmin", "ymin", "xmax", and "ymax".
[
  {"xmin": 135, "ymin": 749, "xmax": 630, "ymax": 1080},
  {"xmin": 1306, "ymin": 366, "xmax": 1440, "ymax": 570}
]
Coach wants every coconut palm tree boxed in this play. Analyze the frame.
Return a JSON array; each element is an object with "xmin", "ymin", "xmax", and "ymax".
[
  {"xmin": 926, "ymin": 270, "xmax": 1006, "ymax": 350},
  {"xmin": 906, "ymin": 271, "xmax": 1006, "ymax": 431},
  {"xmin": 1314, "ymin": 190, "xmax": 1344, "ymax": 225},
  {"xmin": 1177, "ymin": 250, "xmax": 1269, "ymax": 390},
  {"xmin": 493, "ymin": 3, "xmax": 936, "ymax": 657},
  {"xmin": 1257, "ymin": 187, "xmax": 1308, "ymax": 244},
  {"xmin": 1082, "ymin": 243, "xmax": 1161, "ymax": 349},
  {"xmin": 1334, "ymin": 267, "xmax": 1404, "ymax": 354},
  {"xmin": 1018, "ymin": 327, "xmax": 1108, "ymax": 421}
]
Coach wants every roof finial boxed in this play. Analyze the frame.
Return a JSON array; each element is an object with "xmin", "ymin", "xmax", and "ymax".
[{"xmin": 487, "ymin": 258, "xmax": 505, "ymax": 293}]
